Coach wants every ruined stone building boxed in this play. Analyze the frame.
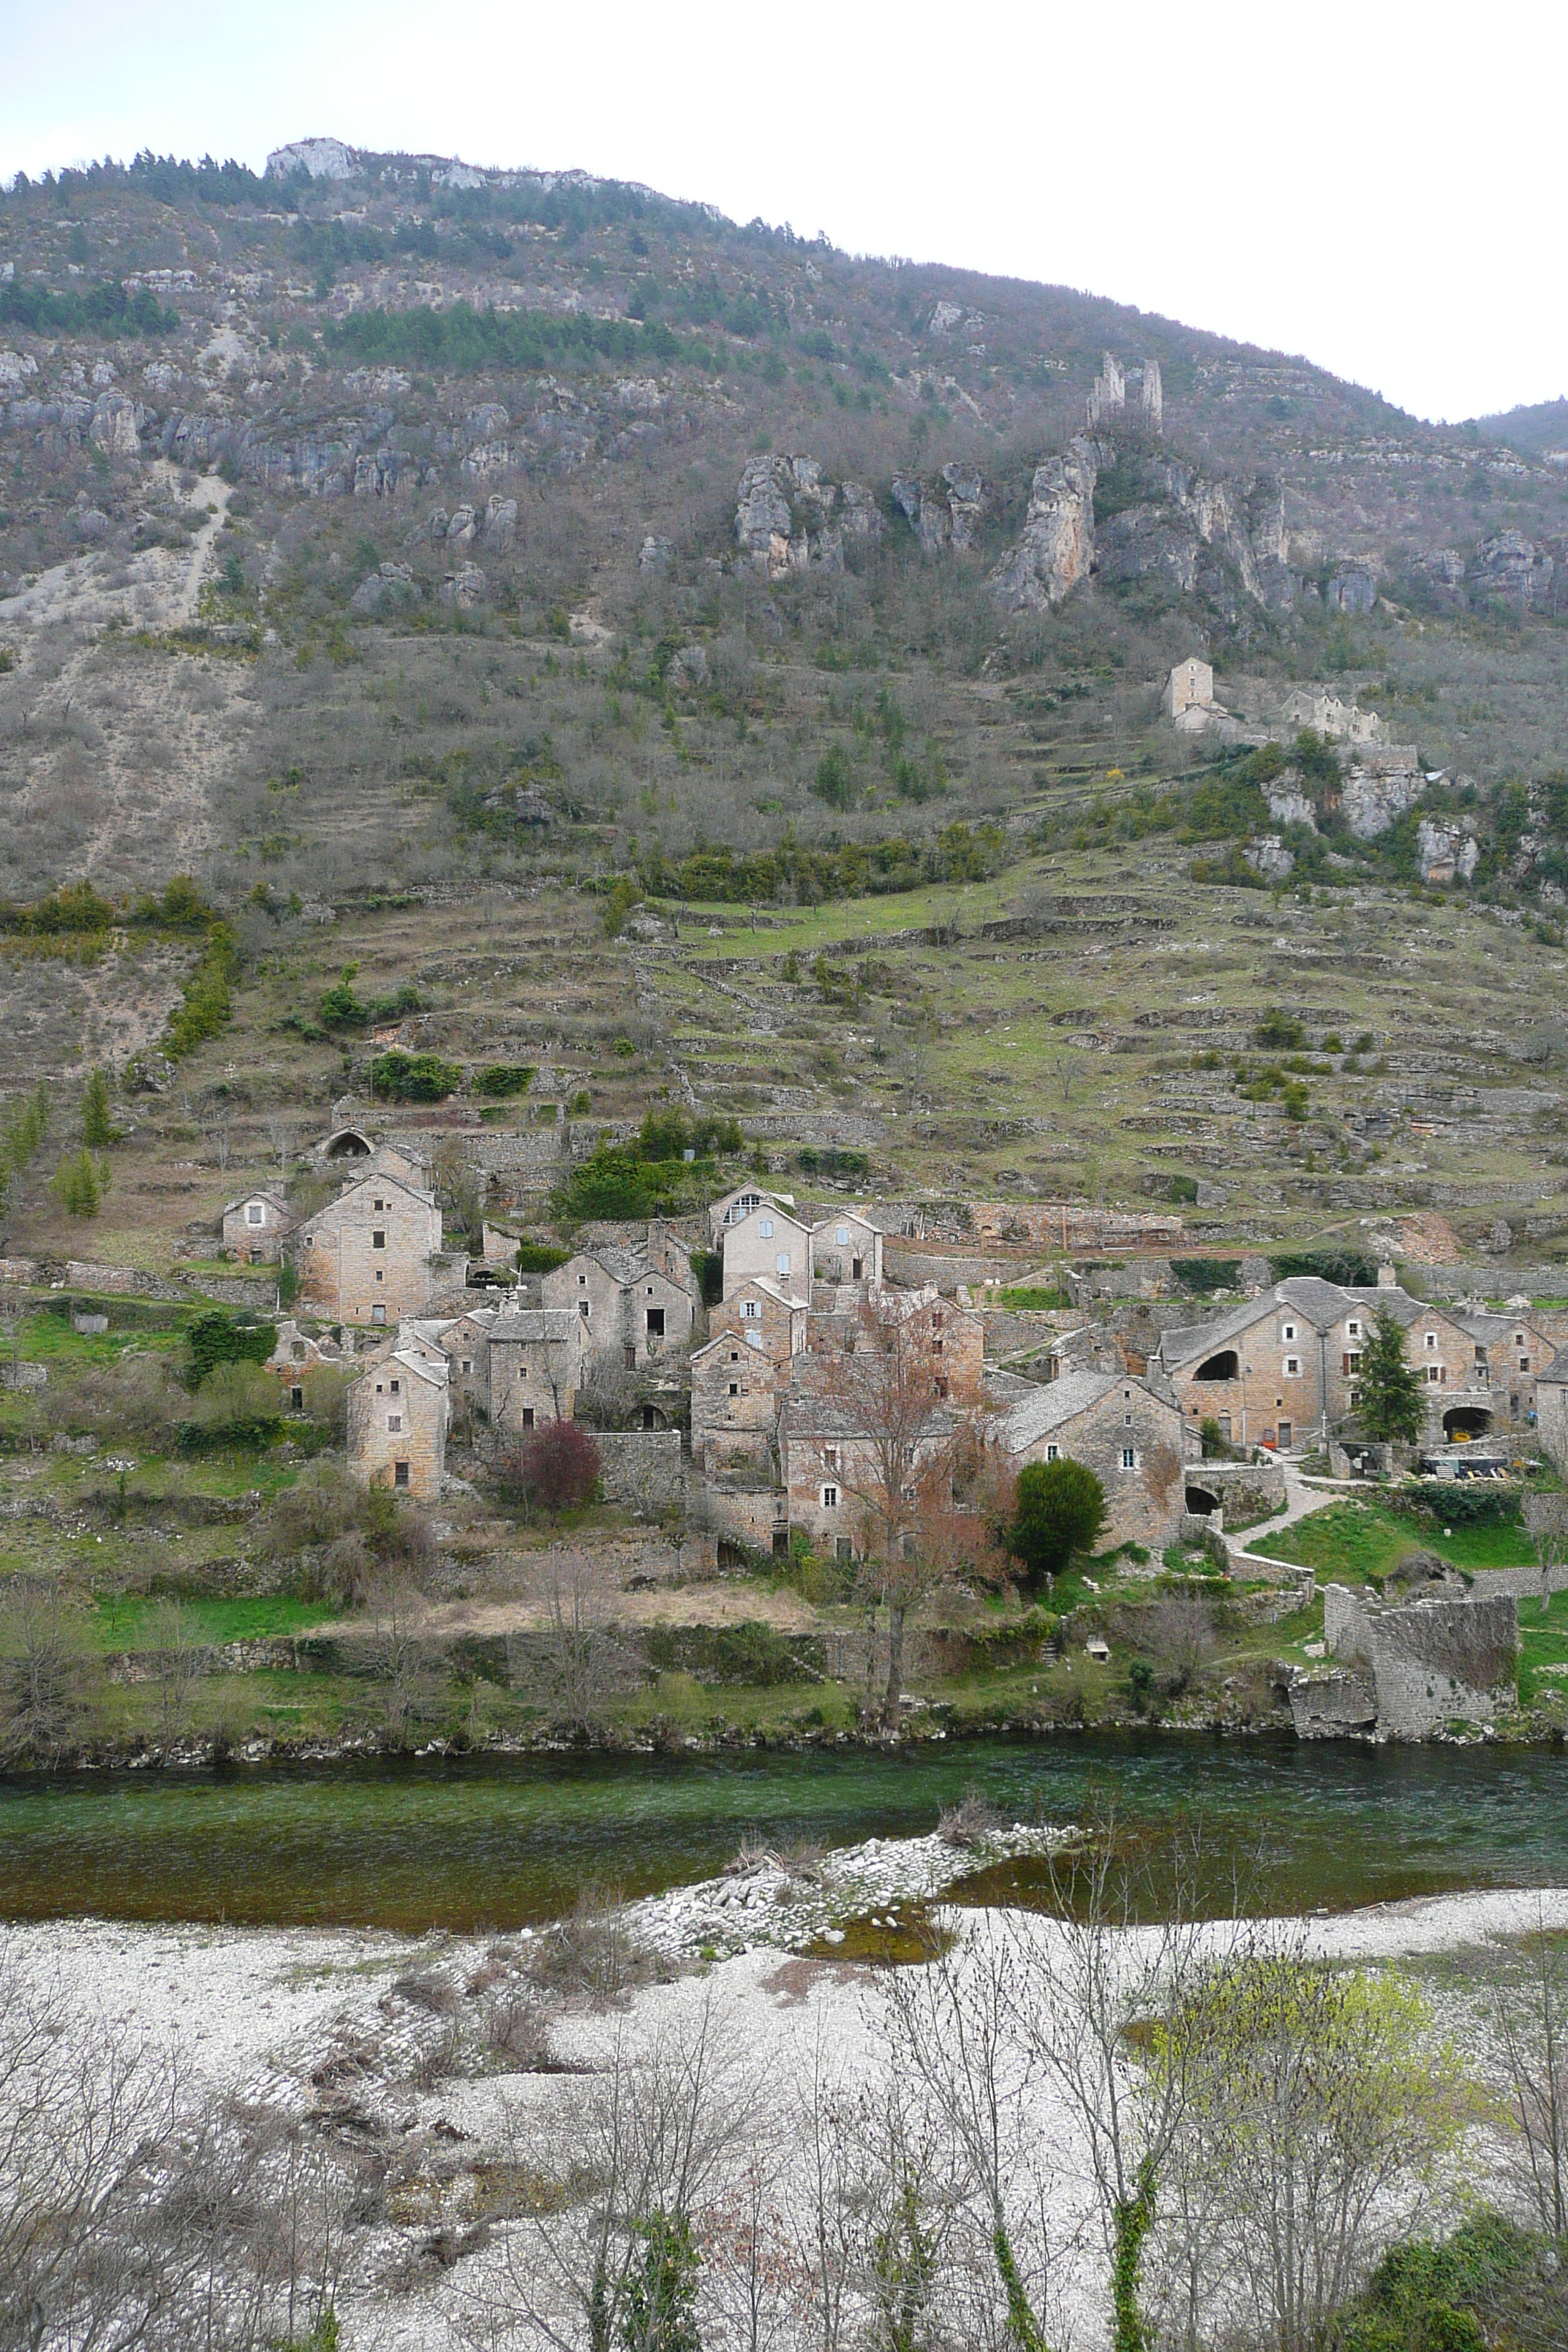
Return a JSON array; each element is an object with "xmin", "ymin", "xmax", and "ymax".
[
  {"xmin": 1292, "ymin": 1580, "xmax": 1517, "ymax": 1739},
  {"xmin": 346, "ymin": 1339, "xmax": 448, "ymax": 1499},
  {"xmin": 540, "ymin": 1224, "xmax": 698, "ymax": 1373},
  {"xmin": 263, "ymin": 1317, "xmax": 344, "ymax": 1410},
  {"xmin": 988, "ymin": 1368, "xmax": 1186, "ymax": 1551},
  {"xmin": 222, "ymin": 1189, "xmax": 293, "ymax": 1264},
  {"xmin": 1087, "ymin": 353, "xmax": 1163, "ymax": 434},
  {"xmin": 1280, "ymin": 687, "xmax": 1383, "ymax": 745},
  {"xmin": 293, "ymin": 1166, "xmax": 445, "ymax": 1327}
]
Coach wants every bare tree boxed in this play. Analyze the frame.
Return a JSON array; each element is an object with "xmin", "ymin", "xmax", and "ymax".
[
  {"xmin": 0, "ymin": 1580, "xmax": 97, "ymax": 1763},
  {"xmin": 511, "ymin": 1559, "xmax": 645, "ymax": 1735},
  {"xmin": 463, "ymin": 1994, "xmax": 755, "ymax": 2352},
  {"xmin": 203, "ymin": 1124, "xmax": 233, "ymax": 1175},
  {"xmin": 264, "ymin": 1112, "xmax": 295, "ymax": 1183},
  {"xmin": 361, "ymin": 1573, "xmax": 438, "ymax": 1748},
  {"xmin": 1523, "ymin": 1488, "xmax": 1568, "ymax": 1609},
  {"xmin": 1493, "ymin": 1902, "xmax": 1568, "ymax": 2239},
  {"xmin": 147, "ymin": 1597, "xmax": 205, "ymax": 1747}
]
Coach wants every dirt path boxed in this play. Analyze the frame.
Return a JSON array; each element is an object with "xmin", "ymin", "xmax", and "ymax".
[{"xmin": 312, "ymin": 1580, "xmax": 822, "ymax": 1643}]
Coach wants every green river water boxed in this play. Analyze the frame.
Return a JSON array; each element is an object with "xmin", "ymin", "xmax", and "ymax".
[{"xmin": 1, "ymin": 1735, "xmax": 1567, "ymax": 1931}]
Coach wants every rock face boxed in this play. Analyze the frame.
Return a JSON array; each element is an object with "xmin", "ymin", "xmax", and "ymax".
[
  {"xmin": 666, "ymin": 643, "xmax": 709, "ymax": 693},
  {"xmin": 1417, "ymin": 816, "xmax": 1480, "ymax": 886},
  {"xmin": 437, "ymin": 564, "xmax": 486, "ymax": 608},
  {"xmin": 987, "ymin": 437, "xmax": 1098, "ymax": 609},
  {"xmin": 734, "ymin": 453, "xmax": 881, "ymax": 578},
  {"xmin": 891, "ymin": 460, "xmax": 990, "ymax": 554},
  {"xmin": 1339, "ymin": 754, "xmax": 1427, "ymax": 840},
  {"xmin": 88, "ymin": 392, "xmax": 142, "ymax": 458},
  {"xmin": 349, "ymin": 562, "xmax": 421, "ymax": 616},
  {"xmin": 484, "ymin": 494, "xmax": 518, "ymax": 551},
  {"xmin": 265, "ymin": 137, "xmax": 358, "ymax": 181},
  {"xmin": 1470, "ymin": 529, "xmax": 1555, "ymax": 609},
  {"xmin": 1326, "ymin": 562, "xmax": 1376, "ymax": 613}
]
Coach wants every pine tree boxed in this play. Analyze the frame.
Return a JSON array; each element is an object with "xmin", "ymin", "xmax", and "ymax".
[
  {"xmin": 80, "ymin": 1068, "xmax": 115, "ymax": 1147},
  {"xmin": 49, "ymin": 1148, "xmax": 110, "ymax": 1219},
  {"xmin": 1353, "ymin": 1306, "xmax": 1425, "ymax": 1443}
]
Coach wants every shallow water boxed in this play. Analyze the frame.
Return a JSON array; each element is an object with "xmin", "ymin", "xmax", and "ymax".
[{"xmin": 1, "ymin": 1734, "xmax": 1565, "ymax": 1933}]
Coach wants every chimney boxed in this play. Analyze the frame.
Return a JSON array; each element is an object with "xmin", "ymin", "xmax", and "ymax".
[{"xmin": 1376, "ymin": 1263, "xmax": 1398, "ymax": 1288}]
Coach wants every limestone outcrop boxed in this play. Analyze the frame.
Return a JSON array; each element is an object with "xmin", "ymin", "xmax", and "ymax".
[
  {"xmin": 987, "ymin": 438, "xmax": 1098, "ymax": 610},
  {"xmin": 1417, "ymin": 816, "xmax": 1480, "ymax": 885},
  {"xmin": 350, "ymin": 562, "xmax": 421, "ymax": 617},
  {"xmin": 892, "ymin": 461, "xmax": 990, "ymax": 554},
  {"xmin": 734, "ymin": 453, "xmax": 882, "ymax": 578},
  {"xmin": 437, "ymin": 563, "xmax": 486, "ymax": 608}
]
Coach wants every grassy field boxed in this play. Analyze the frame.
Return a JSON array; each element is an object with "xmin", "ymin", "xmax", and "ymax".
[
  {"xmin": 1517, "ymin": 1589, "xmax": 1568, "ymax": 1706},
  {"xmin": 1244, "ymin": 1499, "xmax": 1536, "ymax": 1580}
]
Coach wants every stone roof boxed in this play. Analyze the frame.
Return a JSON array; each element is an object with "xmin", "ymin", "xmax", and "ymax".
[
  {"xmin": 996, "ymin": 1369, "xmax": 1140, "ymax": 1451},
  {"xmin": 1540, "ymin": 1343, "xmax": 1568, "ymax": 1386},
  {"xmin": 1161, "ymin": 1278, "xmax": 1442, "ymax": 1371},
  {"xmin": 489, "ymin": 1307, "xmax": 581, "ymax": 1343},
  {"xmin": 223, "ymin": 1188, "xmax": 291, "ymax": 1217}
]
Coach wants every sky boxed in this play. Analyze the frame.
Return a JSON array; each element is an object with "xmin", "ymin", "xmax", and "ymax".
[{"xmin": 0, "ymin": 0, "xmax": 1561, "ymax": 425}]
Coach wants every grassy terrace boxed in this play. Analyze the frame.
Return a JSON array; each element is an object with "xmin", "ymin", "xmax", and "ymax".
[{"xmin": 1243, "ymin": 1498, "xmax": 1538, "ymax": 1580}]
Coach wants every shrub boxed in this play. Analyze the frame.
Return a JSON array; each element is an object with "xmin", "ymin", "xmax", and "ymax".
[
  {"xmin": 164, "ymin": 923, "xmax": 238, "ymax": 1058},
  {"xmin": 510, "ymin": 1240, "xmax": 570, "ymax": 1273},
  {"xmin": 813, "ymin": 745, "xmax": 856, "ymax": 808},
  {"xmin": 42, "ymin": 1354, "xmax": 183, "ymax": 1447},
  {"xmin": 518, "ymin": 1420, "xmax": 600, "ymax": 1512},
  {"xmin": 317, "ymin": 979, "xmax": 369, "ymax": 1028},
  {"xmin": 184, "ymin": 1360, "xmax": 283, "ymax": 1438},
  {"xmin": 474, "ymin": 1063, "xmax": 535, "ymax": 1098},
  {"xmin": 1255, "ymin": 1008, "xmax": 1306, "ymax": 1049},
  {"xmin": 369, "ymin": 1050, "xmax": 461, "ymax": 1102},
  {"xmin": 186, "ymin": 1309, "xmax": 276, "ymax": 1388}
]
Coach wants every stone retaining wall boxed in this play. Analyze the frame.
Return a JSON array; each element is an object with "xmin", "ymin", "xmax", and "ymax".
[{"xmin": 594, "ymin": 1428, "xmax": 688, "ymax": 1517}]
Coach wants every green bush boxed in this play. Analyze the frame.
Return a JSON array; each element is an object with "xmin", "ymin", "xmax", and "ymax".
[
  {"xmin": 186, "ymin": 1308, "xmax": 277, "ymax": 1389},
  {"xmin": 1391, "ymin": 1482, "xmax": 1522, "ymax": 1530},
  {"xmin": 1171, "ymin": 1258, "xmax": 1240, "ymax": 1294},
  {"xmin": 813, "ymin": 745, "xmax": 856, "ymax": 809},
  {"xmin": 511, "ymin": 1240, "xmax": 570, "ymax": 1273},
  {"xmin": 164, "ymin": 923, "xmax": 238, "ymax": 1058},
  {"xmin": 369, "ymin": 1050, "xmax": 461, "ymax": 1102},
  {"xmin": 1009, "ymin": 1458, "xmax": 1107, "ymax": 1591},
  {"xmin": 475, "ymin": 1063, "xmax": 535, "ymax": 1098}
]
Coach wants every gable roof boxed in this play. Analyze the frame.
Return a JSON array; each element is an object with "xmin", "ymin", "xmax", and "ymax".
[
  {"xmin": 488, "ymin": 1307, "xmax": 583, "ymax": 1344},
  {"xmin": 224, "ymin": 1188, "xmax": 292, "ymax": 1218},
  {"xmin": 995, "ymin": 1368, "xmax": 1175, "ymax": 1452},
  {"xmin": 723, "ymin": 1274, "xmax": 800, "ymax": 1311},
  {"xmin": 312, "ymin": 1168, "xmax": 436, "ymax": 1223},
  {"xmin": 1540, "ymin": 1343, "xmax": 1568, "ymax": 1387}
]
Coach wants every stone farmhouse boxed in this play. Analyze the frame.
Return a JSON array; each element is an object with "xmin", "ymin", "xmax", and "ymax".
[
  {"xmin": 294, "ymin": 1164, "xmax": 445, "ymax": 1328},
  {"xmin": 810, "ymin": 1209, "xmax": 883, "ymax": 1292},
  {"xmin": 222, "ymin": 1189, "xmax": 293, "ymax": 1264},
  {"xmin": 1158, "ymin": 1275, "xmax": 1536, "ymax": 1452},
  {"xmin": 710, "ymin": 1274, "xmax": 808, "ymax": 1362},
  {"xmin": 989, "ymin": 1368, "xmax": 1186, "ymax": 1550},
  {"xmin": 1162, "ymin": 657, "xmax": 1214, "ymax": 725},
  {"xmin": 719, "ymin": 1198, "xmax": 813, "ymax": 1304},
  {"xmin": 691, "ymin": 1327, "xmax": 791, "ymax": 1482},
  {"xmin": 778, "ymin": 1393, "xmax": 958, "ymax": 1561},
  {"xmin": 541, "ymin": 1221, "xmax": 698, "ymax": 1373},
  {"xmin": 480, "ymin": 1305, "xmax": 586, "ymax": 1431},
  {"xmin": 346, "ymin": 1335, "xmax": 448, "ymax": 1499}
]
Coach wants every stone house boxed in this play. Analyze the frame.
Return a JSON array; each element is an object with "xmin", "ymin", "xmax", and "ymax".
[
  {"xmin": 988, "ymin": 1368, "xmax": 1186, "ymax": 1551},
  {"xmin": 802, "ymin": 1287, "xmax": 985, "ymax": 1406},
  {"xmin": 222, "ymin": 1190, "xmax": 293, "ymax": 1264},
  {"xmin": 1280, "ymin": 687, "xmax": 1382, "ymax": 745},
  {"xmin": 1158, "ymin": 1277, "xmax": 1490, "ymax": 1452},
  {"xmin": 691, "ymin": 1330, "xmax": 789, "ymax": 1482},
  {"xmin": 541, "ymin": 1233, "xmax": 696, "ymax": 1373},
  {"xmin": 480, "ymin": 1305, "xmax": 586, "ymax": 1431},
  {"xmin": 1451, "ymin": 1306, "xmax": 1554, "ymax": 1428},
  {"xmin": 1291, "ymin": 1581, "xmax": 1518, "ymax": 1739},
  {"xmin": 264, "ymin": 1317, "xmax": 344, "ymax": 1410},
  {"xmin": 1537, "ymin": 1344, "xmax": 1568, "ymax": 1472},
  {"xmin": 720, "ymin": 1199, "xmax": 813, "ymax": 1303},
  {"xmin": 1162, "ymin": 657, "xmax": 1213, "ymax": 721},
  {"xmin": 709, "ymin": 1275, "xmax": 807, "ymax": 1365},
  {"xmin": 347, "ymin": 1343, "xmax": 448, "ymax": 1499},
  {"xmin": 706, "ymin": 1183, "xmax": 798, "ymax": 1248},
  {"xmin": 294, "ymin": 1169, "xmax": 445, "ymax": 1329},
  {"xmin": 809, "ymin": 1210, "xmax": 883, "ymax": 1292},
  {"xmin": 415, "ymin": 1306, "xmax": 498, "ymax": 1420},
  {"xmin": 778, "ymin": 1395, "xmax": 956, "ymax": 1561}
]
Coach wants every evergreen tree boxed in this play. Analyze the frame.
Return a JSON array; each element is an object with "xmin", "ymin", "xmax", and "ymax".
[
  {"xmin": 49, "ymin": 1148, "xmax": 110, "ymax": 1218},
  {"xmin": 1353, "ymin": 1307, "xmax": 1425, "ymax": 1443},
  {"xmin": 80, "ymin": 1068, "xmax": 115, "ymax": 1147},
  {"xmin": 1009, "ymin": 1457, "xmax": 1107, "ymax": 1590}
]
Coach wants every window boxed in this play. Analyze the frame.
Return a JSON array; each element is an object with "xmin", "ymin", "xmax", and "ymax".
[
  {"xmin": 736, "ymin": 1191, "xmax": 761, "ymax": 1218},
  {"xmin": 932, "ymin": 1337, "xmax": 943, "ymax": 1354},
  {"xmin": 1282, "ymin": 1323, "xmax": 1297, "ymax": 1342},
  {"xmin": 1344, "ymin": 1352, "xmax": 1362, "ymax": 1375},
  {"xmin": 776, "ymin": 1253, "xmax": 790, "ymax": 1276},
  {"xmin": 461, "ymin": 1358, "xmax": 471, "ymax": 1374},
  {"xmin": 1046, "ymin": 1444, "xmax": 1060, "ymax": 1461},
  {"xmin": 1121, "ymin": 1447, "xmax": 1137, "ymax": 1469},
  {"xmin": 730, "ymin": 1350, "xmax": 740, "ymax": 1362},
  {"xmin": 836, "ymin": 1226, "xmax": 849, "ymax": 1245},
  {"xmin": 824, "ymin": 1447, "xmax": 840, "ymax": 1473},
  {"xmin": 246, "ymin": 1203, "xmax": 263, "ymax": 1225},
  {"xmin": 852, "ymin": 1256, "xmax": 863, "ymax": 1278},
  {"xmin": 374, "ymin": 1199, "xmax": 384, "ymax": 1211},
  {"xmin": 1520, "ymin": 1357, "xmax": 1531, "ymax": 1372},
  {"xmin": 290, "ymin": 1385, "xmax": 303, "ymax": 1410},
  {"xmin": 1124, "ymin": 1411, "xmax": 1133, "ymax": 1425},
  {"xmin": 647, "ymin": 1308, "xmax": 666, "ymax": 1337},
  {"xmin": 393, "ymin": 1461, "xmax": 409, "ymax": 1488},
  {"xmin": 578, "ymin": 1301, "xmax": 589, "ymax": 1319},
  {"xmin": 1427, "ymin": 1365, "xmax": 1443, "ymax": 1384},
  {"xmin": 741, "ymin": 1300, "xmax": 760, "ymax": 1319},
  {"xmin": 372, "ymin": 1305, "xmax": 385, "ymax": 1324},
  {"xmin": 521, "ymin": 1406, "xmax": 535, "ymax": 1429},
  {"xmin": 304, "ymin": 1235, "xmax": 313, "ymax": 1248},
  {"xmin": 1516, "ymin": 1333, "xmax": 1526, "ymax": 1347},
  {"xmin": 578, "ymin": 1271, "xmax": 587, "ymax": 1286},
  {"xmin": 1347, "ymin": 1319, "xmax": 1361, "ymax": 1339},
  {"xmin": 390, "ymin": 1379, "xmax": 399, "ymax": 1394},
  {"xmin": 821, "ymin": 1485, "xmax": 839, "ymax": 1509},
  {"xmin": 388, "ymin": 1414, "xmax": 402, "ymax": 1432},
  {"xmin": 728, "ymin": 1382, "xmax": 739, "ymax": 1398},
  {"xmin": 1284, "ymin": 1357, "xmax": 1301, "ymax": 1377},
  {"xmin": 375, "ymin": 1269, "xmax": 383, "ymax": 1284},
  {"xmin": 747, "ymin": 1331, "xmax": 763, "ymax": 1351},
  {"xmin": 759, "ymin": 1218, "xmax": 774, "ymax": 1238},
  {"xmin": 291, "ymin": 1342, "xmax": 306, "ymax": 1360},
  {"xmin": 836, "ymin": 1537, "xmax": 853, "ymax": 1564},
  {"xmin": 1425, "ymin": 1333, "xmax": 1438, "ymax": 1351}
]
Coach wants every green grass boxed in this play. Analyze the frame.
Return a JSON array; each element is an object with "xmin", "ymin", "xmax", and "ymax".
[
  {"xmin": 7, "ymin": 1310, "xmax": 184, "ymax": 1368},
  {"xmin": 89, "ymin": 1594, "xmax": 339, "ymax": 1650},
  {"xmin": 1245, "ymin": 1498, "xmax": 1534, "ymax": 1580},
  {"xmin": 995, "ymin": 1285, "xmax": 1069, "ymax": 1311},
  {"xmin": 1516, "ymin": 1586, "xmax": 1568, "ymax": 1705}
]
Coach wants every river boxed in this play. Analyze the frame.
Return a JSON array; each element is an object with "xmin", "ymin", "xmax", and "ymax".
[{"xmin": 2, "ymin": 1733, "xmax": 1567, "ymax": 1931}]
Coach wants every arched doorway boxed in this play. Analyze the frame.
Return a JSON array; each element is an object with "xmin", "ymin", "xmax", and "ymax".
[{"xmin": 1442, "ymin": 1406, "xmax": 1490, "ymax": 1441}]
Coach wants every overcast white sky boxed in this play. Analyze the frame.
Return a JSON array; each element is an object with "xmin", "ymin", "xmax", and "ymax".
[{"xmin": 0, "ymin": 0, "xmax": 1558, "ymax": 423}]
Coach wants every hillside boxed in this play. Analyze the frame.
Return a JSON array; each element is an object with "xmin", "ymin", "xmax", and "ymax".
[{"xmin": 3, "ymin": 136, "xmax": 1568, "ymax": 1256}]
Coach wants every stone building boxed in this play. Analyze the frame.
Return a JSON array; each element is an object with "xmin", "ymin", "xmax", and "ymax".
[
  {"xmin": 709, "ymin": 1275, "xmax": 807, "ymax": 1364},
  {"xmin": 706, "ymin": 1183, "xmax": 798, "ymax": 1245},
  {"xmin": 778, "ymin": 1395, "xmax": 956, "ymax": 1561},
  {"xmin": 802, "ymin": 1286, "xmax": 985, "ymax": 1406},
  {"xmin": 541, "ymin": 1227, "xmax": 697, "ymax": 1373},
  {"xmin": 1452, "ymin": 1305, "xmax": 1553, "ymax": 1428},
  {"xmin": 1291, "ymin": 1580, "xmax": 1518, "ymax": 1738},
  {"xmin": 1158, "ymin": 1277, "xmax": 1493, "ymax": 1452},
  {"xmin": 691, "ymin": 1329, "xmax": 789, "ymax": 1481},
  {"xmin": 1536, "ymin": 1343, "xmax": 1568, "ymax": 1471},
  {"xmin": 347, "ymin": 1342, "xmax": 448, "ymax": 1499},
  {"xmin": 809, "ymin": 1210, "xmax": 883, "ymax": 1292},
  {"xmin": 293, "ymin": 1167, "xmax": 445, "ymax": 1328},
  {"xmin": 1161, "ymin": 657, "xmax": 1214, "ymax": 723},
  {"xmin": 481, "ymin": 1305, "xmax": 586, "ymax": 1431},
  {"xmin": 988, "ymin": 1368, "xmax": 1186, "ymax": 1551},
  {"xmin": 263, "ymin": 1317, "xmax": 344, "ymax": 1409},
  {"xmin": 719, "ymin": 1199, "xmax": 812, "ymax": 1304},
  {"xmin": 1280, "ymin": 687, "xmax": 1382, "ymax": 745},
  {"xmin": 222, "ymin": 1189, "xmax": 293, "ymax": 1264}
]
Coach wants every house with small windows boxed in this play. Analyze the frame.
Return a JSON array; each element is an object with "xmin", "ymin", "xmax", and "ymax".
[
  {"xmin": 719, "ymin": 1199, "xmax": 813, "ymax": 1304},
  {"xmin": 480, "ymin": 1305, "xmax": 586, "ymax": 1431},
  {"xmin": 990, "ymin": 1368, "xmax": 1186, "ymax": 1550},
  {"xmin": 263, "ymin": 1318, "xmax": 344, "ymax": 1410},
  {"xmin": 691, "ymin": 1328, "xmax": 791, "ymax": 1482},
  {"xmin": 1536, "ymin": 1344, "xmax": 1568, "ymax": 1472},
  {"xmin": 1451, "ymin": 1305, "xmax": 1554, "ymax": 1429},
  {"xmin": 222, "ymin": 1190, "xmax": 294, "ymax": 1264},
  {"xmin": 709, "ymin": 1275, "xmax": 807, "ymax": 1365},
  {"xmin": 810, "ymin": 1210, "xmax": 883, "ymax": 1294},
  {"xmin": 803, "ymin": 1284, "xmax": 985, "ymax": 1406},
  {"xmin": 706, "ymin": 1185, "xmax": 796, "ymax": 1248},
  {"xmin": 346, "ymin": 1343, "xmax": 448, "ymax": 1499},
  {"xmin": 293, "ymin": 1168, "xmax": 445, "ymax": 1328},
  {"xmin": 540, "ymin": 1233, "xmax": 696, "ymax": 1374},
  {"xmin": 778, "ymin": 1394, "xmax": 957, "ymax": 1561}
]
